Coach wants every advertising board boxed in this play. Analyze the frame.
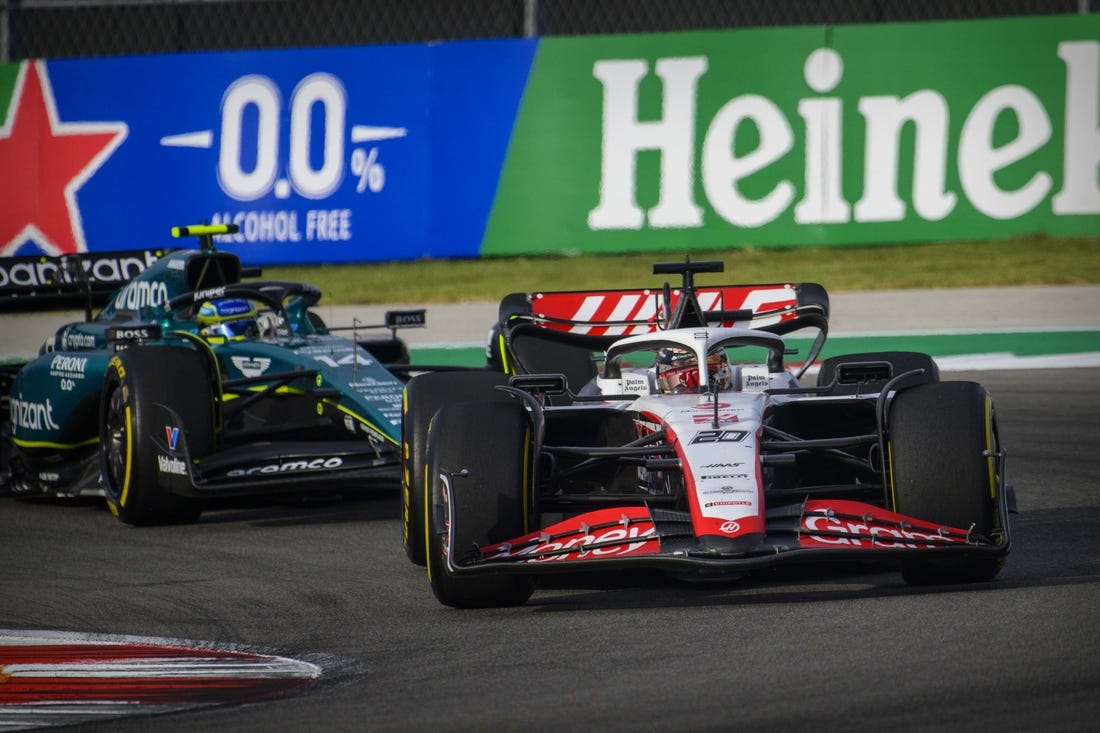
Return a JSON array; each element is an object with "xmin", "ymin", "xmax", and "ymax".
[{"xmin": 0, "ymin": 15, "xmax": 1095, "ymax": 264}]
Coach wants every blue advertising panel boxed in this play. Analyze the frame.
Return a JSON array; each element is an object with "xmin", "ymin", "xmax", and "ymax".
[
  {"xmin": 427, "ymin": 38, "xmax": 537, "ymax": 258},
  {"xmin": 1, "ymin": 40, "xmax": 535, "ymax": 265},
  {"xmin": 50, "ymin": 45, "xmax": 430, "ymax": 264}
]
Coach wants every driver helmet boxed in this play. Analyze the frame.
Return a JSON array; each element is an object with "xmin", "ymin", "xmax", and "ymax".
[
  {"xmin": 708, "ymin": 349, "xmax": 733, "ymax": 391},
  {"xmin": 656, "ymin": 348, "xmax": 732, "ymax": 393},
  {"xmin": 197, "ymin": 298, "xmax": 257, "ymax": 340},
  {"xmin": 656, "ymin": 348, "xmax": 699, "ymax": 394}
]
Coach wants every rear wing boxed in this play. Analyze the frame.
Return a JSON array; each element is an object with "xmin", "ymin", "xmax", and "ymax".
[
  {"xmin": 1, "ymin": 225, "xmax": 258, "ymax": 317},
  {"xmin": 495, "ymin": 258, "xmax": 831, "ymax": 386},
  {"xmin": 0, "ymin": 249, "xmax": 167, "ymax": 313},
  {"xmin": 524, "ymin": 283, "xmax": 826, "ymax": 336},
  {"xmin": 505, "ymin": 258, "xmax": 828, "ymax": 337}
]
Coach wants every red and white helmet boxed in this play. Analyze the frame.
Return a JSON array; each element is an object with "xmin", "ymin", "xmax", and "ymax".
[{"xmin": 656, "ymin": 348, "xmax": 731, "ymax": 393}]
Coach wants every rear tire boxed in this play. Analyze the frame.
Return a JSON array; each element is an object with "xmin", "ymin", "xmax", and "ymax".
[
  {"xmin": 401, "ymin": 371, "xmax": 511, "ymax": 565},
  {"xmin": 888, "ymin": 381, "xmax": 1006, "ymax": 584},
  {"xmin": 425, "ymin": 401, "xmax": 534, "ymax": 608},
  {"xmin": 100, "ymin": 346, "xmax": 213, "ymax": 525}
]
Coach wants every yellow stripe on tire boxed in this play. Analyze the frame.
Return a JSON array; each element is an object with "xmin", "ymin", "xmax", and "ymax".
[{"xmin": 119, "ymin": 406, "xmax": 133, "ymax": 507}]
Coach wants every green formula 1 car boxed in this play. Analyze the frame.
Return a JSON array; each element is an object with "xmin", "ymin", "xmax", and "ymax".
[{"xmin": 1, "ymin": 224, "xmax": 424, "ymax": 525}]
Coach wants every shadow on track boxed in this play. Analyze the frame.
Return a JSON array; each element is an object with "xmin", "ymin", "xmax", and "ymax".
[
  {"xmin": 192, "ymin": 489, "xmax": 401, "ymax": 527},
  {"xmin": 517, "ymin": 506, "xmax": 1099, "ymax": 612}
]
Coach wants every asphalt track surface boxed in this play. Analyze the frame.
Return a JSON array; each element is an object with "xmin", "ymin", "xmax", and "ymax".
[
  {"xmin": 5, "ymin": 285, "xmax": 1100, "ymax": 359},
  {"xmin": 1, "ymin": 367, "xmax": 1098, "ymax": 732}
]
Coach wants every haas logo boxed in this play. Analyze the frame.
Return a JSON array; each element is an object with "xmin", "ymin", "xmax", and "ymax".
[{"xmin": 719, "ymin": 521, "xmax": 741, "ymax": 535}]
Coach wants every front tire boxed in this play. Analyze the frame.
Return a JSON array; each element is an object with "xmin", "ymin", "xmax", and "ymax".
[
  {"xmin": 888, "ymin": 381, "xmax": 1006, "ymax": 584},
  {"xmin": 100, "ymin": 346, "xmax": 214, "ymax": 525},
  {"xmin": 401, "ymin": 371, "xmax": 510, "ymax": 565},
  {"xmin": 425, "ymin": 401, "xmax": 534, "ymax": 608}
]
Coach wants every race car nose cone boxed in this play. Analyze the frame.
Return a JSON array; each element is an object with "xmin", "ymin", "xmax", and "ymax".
[{"xmin": 693, "ymin": 532, "xmax": 764, "ymax": 556}]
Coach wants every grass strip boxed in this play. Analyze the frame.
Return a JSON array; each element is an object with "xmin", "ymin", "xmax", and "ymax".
[{"xmin": 265, "ymin": 235, "xmax": 1099, "ymax": 304}]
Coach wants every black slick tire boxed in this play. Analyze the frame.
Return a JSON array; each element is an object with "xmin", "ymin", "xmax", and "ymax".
[
  {"xmin": 100, "ymin": 346, "xmax": 213, "ymax": 525},
  {"xmin": 425, "ymin": 401, "xmax": 534, "ymax": 608},
  {"xmin": 401, "ymin": 371, "xmax": 510, "ymax": 565},
  {"xmin": 887, "ymin": 381, "xmax": 1005, "ymax": 584}
]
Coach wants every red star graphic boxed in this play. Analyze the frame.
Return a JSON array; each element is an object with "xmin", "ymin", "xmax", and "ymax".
[{"xmin": 0, "ymin": 60, "xmax": 128, "ymax": 255}]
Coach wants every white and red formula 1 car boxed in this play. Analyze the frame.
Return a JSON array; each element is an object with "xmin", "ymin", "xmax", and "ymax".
[{"xmin": 402, "ymin": 259, "xmax": 1012, "ymax": 607}]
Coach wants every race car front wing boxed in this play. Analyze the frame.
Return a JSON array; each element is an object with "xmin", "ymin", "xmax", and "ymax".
[
  {"xmin": 442, "ymin": 498, "xmax": 1011, "ymax": 577},
  {"xmin": 145, "ymin": 402, "xmax": 400, "ymax": 499}
]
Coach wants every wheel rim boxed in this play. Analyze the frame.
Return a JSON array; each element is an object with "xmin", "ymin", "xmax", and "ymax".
[
  {"xmin": 104, "ymin": 385, "xmax": 129, "ymax": 496},
  {"xmin": 427, "ymin": 471, "xmax": 453, "ymax": 582},
  {"xmin": 440, "ymin": 473, "xmax": 452, "ymax": 560}
]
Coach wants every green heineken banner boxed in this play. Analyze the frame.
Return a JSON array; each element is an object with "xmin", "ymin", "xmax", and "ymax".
[{"xmin": 483, "ymin": 15, "xmax": 1100, "ymax": 255}]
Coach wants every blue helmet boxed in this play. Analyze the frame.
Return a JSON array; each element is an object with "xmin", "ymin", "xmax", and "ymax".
[{"xmin": 197, "ymin": 298, "xmax": 257, "ymax": 339}]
